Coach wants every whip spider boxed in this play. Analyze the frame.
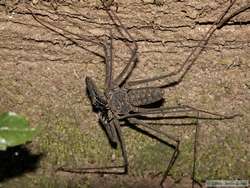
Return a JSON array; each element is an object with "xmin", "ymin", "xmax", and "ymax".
[{"xmin": 30, "ymin": 0, "xmax": 248, "ymax": 187}]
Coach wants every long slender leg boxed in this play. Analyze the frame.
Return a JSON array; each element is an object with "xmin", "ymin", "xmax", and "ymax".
[
  {"xmin": 113, "ymin": 118, "xmax": 129, "ymax": 173},
  {"xmin": 102, "ymin": 1, "xmax": 138, "ymax": 86},
  {"xmin": 28, "ymin": 8, "xmax": 105, "ymax": 59},
  {"xmin": 128, "ymin": 106, "xmax": 239, "ymax": 187},
  {"xmin": 57, "ymin": 118, "xmax": 128, "ymax": 174},
  {"xmin": 126, "ymin": 0, "xmax": 236, "ymax": 88},
  {"xmin": 138, "ymin": 120, "xmax": 199, "ymax": 127},
  {"xmin": 104, "ymin": 30, "xmax": 114, "ymax": 89},
  {"xmin": 119, "ymin": 105, "xmax": 240, "ymax": 120},
  {"xmin": 128, "ymin": 117, "xmax": 180, "ymax": 188},
  {"xmin": 217, "ymin": 3, "xmax": 250, "ymax": 29},
  {"xmin": 192, "ymin": 115, "xmax": 202, "ymax": 188},
  {"xmin": 29, "ymin": 7, "xmax": 118, "ymax": 89}
]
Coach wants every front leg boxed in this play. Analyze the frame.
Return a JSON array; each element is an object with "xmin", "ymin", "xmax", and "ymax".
[
  {"xmin": 126, "ymin": 1, "xmax": 236, "ymax": 88},
  {"xmin": 128, "ymin": 117, "xmax": 180, "ymax": 188}
]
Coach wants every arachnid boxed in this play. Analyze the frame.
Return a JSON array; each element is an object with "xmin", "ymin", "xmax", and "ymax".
[{"xmin": 51, "ymin": 1, "xmax": 244, "ymax": 187}]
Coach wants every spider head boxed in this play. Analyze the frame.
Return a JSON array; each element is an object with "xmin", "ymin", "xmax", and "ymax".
[{"xmin": 85, "ymin": 76, "xmax": 107, "ymax": 111}]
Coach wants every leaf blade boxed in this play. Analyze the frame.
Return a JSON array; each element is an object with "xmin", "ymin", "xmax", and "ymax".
[{"xmin": 0, "ymin": 112, "xmax": 37, "ymax": 150}]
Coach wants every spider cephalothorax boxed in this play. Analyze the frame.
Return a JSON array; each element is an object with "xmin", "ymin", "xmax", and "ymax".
[{"xmin": 86, "ymin": 75, "xmax": 164, "ymax": 116}]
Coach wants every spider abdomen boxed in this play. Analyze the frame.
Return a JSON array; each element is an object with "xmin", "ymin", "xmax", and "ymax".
[{"xmin": 128, "ymin": 87, "xmax": 164, "ymax": 106}]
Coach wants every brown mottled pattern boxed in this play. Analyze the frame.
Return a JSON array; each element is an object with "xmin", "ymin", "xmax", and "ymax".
[
  {"xmin": 127, "ymin": 88, "xmax": 163, "ymax": 106},
  {"xmin": 107, "ymin": 88, "xmax": 133, "ymax": 114}
]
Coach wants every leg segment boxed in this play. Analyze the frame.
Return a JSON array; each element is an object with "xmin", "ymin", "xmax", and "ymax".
[
  {"xmin": 126, "ymin": 1, "xmax": 236, "ymax": 88},
  {"xmin": 102, "ymin": 2, "xmax": 138, "ymax": 86},
  {"xmin": 104, "ymin": 30, "xmax": 114, "ymax": 89},
  {"xmin": 119, "ymin": 105, "xmax": 240, "ymax": 120},
  {"xmin": 128, "ymin": 117, "xmax": 180, "ymax": 188},
  {"xmin": 57, "ymin": 118, "xmax": 128, "ymax": 174},
  {"xmin": 192, "ymin": 115, "xmax": 202, "ymax": 188},
  {"xmin": 113, "ymin": 118, "xmax": 129, "ymax": 173},
  {"xmin": 29, "ymin": 8, "xmax": 105, "ymax": 59}
]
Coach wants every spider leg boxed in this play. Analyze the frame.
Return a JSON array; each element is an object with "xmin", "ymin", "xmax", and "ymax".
[
  {"xmin": 99, "ymin": 112, "xmax": 119, "ymax": 145},
  {"xmin": 57, "ymin": 118, "xmax": 128, "ymax": 174},
  {"xmin": 128, "ymin": 110, "xmax": 230, "ymax": 188},
  {"xmin": 138, "ymin": 121, "xmax": 199, "ymax": 127},
  {"xmin": 99, "ymin": 115, "xmax": 128, "ymax": 173},
  {"xmin": 126, "ymin": 0, "xmax": 236, "ymax": 88},
  {"xmin": 113, "ymin": 118, "xmax": 129, "ymax": 173},
  {"xmin": 28, "ymin": 8, "xmax": 105, "ymax": 59},
  {"xmin": 192, "ymin": 116, "xmax": 201, "ymax": 188},
  {"xmin": 126, "ymin": 105, "xmax": 239, "ymax": 187},
  {"xmin": 217, "ymin": 3, "xmax": 250, "ymax": 29},
  {"xmin": 127, "ymin": 117, "xmax": 180, "ymax": 188},
  {"xmin": 102, "ymin": 2, "xmax": 138, "ymax": 86},
  {"xmin": 119, "ymin": 105, "xmax": 241, "ymax": 120},
  {"xmin": 104, "ymin": 30, "xmax": 114, "ymax": 89}
]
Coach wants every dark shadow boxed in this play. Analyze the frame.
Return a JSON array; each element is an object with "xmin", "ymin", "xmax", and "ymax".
[
  {"xmin": 0, "ymin": 145, "xmax": 43, "ymax": 182},
  {"xmin": 137, "ymin": 99, "xmax": 164, "ymax": 108}
]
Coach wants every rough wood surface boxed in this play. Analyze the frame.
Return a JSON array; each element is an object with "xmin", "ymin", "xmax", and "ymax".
[{"xmin": 0, "ymin": 1, "xmax": 249, "ymax": 187}]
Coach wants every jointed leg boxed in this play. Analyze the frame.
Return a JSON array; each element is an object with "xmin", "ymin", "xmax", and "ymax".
[
  {"xmin": 113, "ymin": 118, "xmax": 129, "ymax": 173},
  {"xmin": 128, "ymin": 117, "xmax": 180, "ymax": 188},
  {"xmin": 192, "ymin": 116, "xmax": 202, "ymax": 188},
  {"xmin": 104, "ymin": 30, "xmax": 114, "ymax": 89},
  {"xmin": 119, "ymin": 105, "xmax": 240, "ymax": 120},
  {"xmin": 29, "ymin": 8, "xmax": 105, "ymax": 59},
  {"xmin": 129, "ymin": 112, "xmax": 217, "ymax": 188},
  {"xmin": 57, "ymin": 118, "xmax": 128, "ymax": 174},
  {"xmin": 127, "ymin": 105, "xmax": 239, "ymax": 187},
  {"xmin": 217, "ymin": 3, "xmax": 250, "ymax": 29},
  {"xmin": 126, "ymin": 0, "xmax": 236, "ymax": 88},
  {"xmin": 102, "ymin": 1, "xmax": 138, "ymax": 86}
]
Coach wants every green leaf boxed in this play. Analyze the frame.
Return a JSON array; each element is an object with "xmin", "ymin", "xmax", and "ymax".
[{"xmin": 0, "ymin": 112, "xmax": 37, "ymax": 151}]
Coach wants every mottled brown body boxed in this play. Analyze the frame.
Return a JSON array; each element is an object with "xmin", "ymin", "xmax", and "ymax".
[
  {"xmin": 128, "ymin": 88, "xmax": 164, "ymax": 106},
  {"xmin": 107, "ymin": 88, "xmax": 132, "ymax": 115},
  {"xmin": 106, "ymin": 87, "xmax": 163, "ymax": 115}
]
